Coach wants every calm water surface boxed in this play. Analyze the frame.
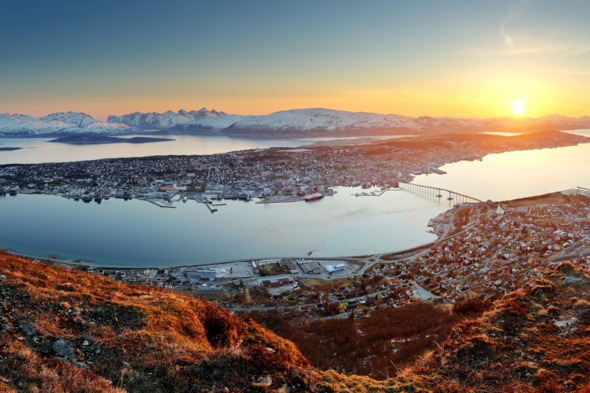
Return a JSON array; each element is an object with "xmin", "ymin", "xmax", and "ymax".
[
  {"xmin": 414, "ymin": 131, "xmax": 590, "ymax": 201},
  {"xmin": 0, "ymin": 135, "xmax": 405, "ymax": 164},
  {"xmin": 2, "ymin": 131, "xmax": 589, "ymax": 266},
  {"xmin": 0, "ymin": 188, "xmax": 445, "ymax": 266}
]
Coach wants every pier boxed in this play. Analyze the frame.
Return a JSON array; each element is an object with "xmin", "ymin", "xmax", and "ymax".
[
  {"xmin": 397, "ymin": 182, "xmax": 483, "ymax": 204},
  {"xmin": 192, "ymin": 196, "xmax": 218, "ymax": 213}
]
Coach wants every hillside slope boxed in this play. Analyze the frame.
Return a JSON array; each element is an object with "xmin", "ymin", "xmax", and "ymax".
[
  {"xmin": 0, "ymin": 252, "xmax": 311, "ymax": 392},
  {"xmin": 404, "ymin": 262, "xmax": 590, "ymax": 392},
  {"xmin": 1, "ymin": 251, "xmax": 589, "ymax": 392}
]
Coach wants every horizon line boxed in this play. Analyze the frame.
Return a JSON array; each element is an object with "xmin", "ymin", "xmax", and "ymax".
[{"xmin": 3, "ymin": 107, "xmax": 588, "ymax": 122}]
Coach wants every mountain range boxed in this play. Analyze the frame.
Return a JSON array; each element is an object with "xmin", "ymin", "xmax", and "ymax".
[
  {"xmin": 2, "ymin": 108, "xmax": 590, "ymax": 137},
  {"xmin": 0, "ymin": 112, "xmax": 130, "ymax": 137}
]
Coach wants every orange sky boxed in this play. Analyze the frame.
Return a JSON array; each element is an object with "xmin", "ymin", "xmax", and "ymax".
[{"xmin": 2, "ymin": 1, "xmax": 589, "ymax": 120}]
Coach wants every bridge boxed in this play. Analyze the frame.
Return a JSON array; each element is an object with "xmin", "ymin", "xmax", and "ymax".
[
  {"xmin": 563, "ymin": 186, "xmax": 590, "ymax": 197},
  {"xmin": 397, "ymin": 182, "xmax": 483, "ymax": 204}
]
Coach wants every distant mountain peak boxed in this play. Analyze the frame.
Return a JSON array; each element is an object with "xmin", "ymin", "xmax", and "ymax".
[
  {"xmin": 105, "ymin": 107, "xmax": 589, "ymax": 136},
  {"xmin": 4, "ymin": 107, "xmax": 590, "ymax": 137},
  {"xmin": 0, "ymin": 112, "xmax": 130, "ymax": 137}
]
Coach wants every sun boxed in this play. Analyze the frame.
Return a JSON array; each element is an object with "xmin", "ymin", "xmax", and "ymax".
[{"xmin": 511, "ymin": 98, "xmax": 525, "ymax": 116}]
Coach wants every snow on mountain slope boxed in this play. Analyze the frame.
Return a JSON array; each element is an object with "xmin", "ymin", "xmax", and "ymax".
[
  {"xmin": 107, "ymin": 108, "xmax": 240, "ymax": 130},
  {"xmin": 0, "ymin": 112, "xmax": 130, "ymax": 136},
  {"xmin": 109, "ymin": 107, "xmax": 422, "ymax": 132},
  {"xmin": 5, "ymin": 108, "xmax": 590, "ymax": 137},
  {"xmin": 40, "ymin": 112, "xmax": 100, "ymax": 127},
  {"xmin": 231, "ymin": 108, "xmax": 419, "ymax": 130}
]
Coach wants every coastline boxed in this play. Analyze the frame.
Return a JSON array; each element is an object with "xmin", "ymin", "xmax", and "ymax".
[{"xmin": 1, "ymin": 189, "xmax": 449, "ymax": 274}]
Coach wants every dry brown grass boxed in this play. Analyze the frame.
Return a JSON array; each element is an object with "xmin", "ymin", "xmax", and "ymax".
[
  {"xmin": 0, "ymin": 251, "xmax": 309, "ymax": 392},
  {"xmin": 3, "ymin": 250, "xmax": 590, "ymax": 392}
]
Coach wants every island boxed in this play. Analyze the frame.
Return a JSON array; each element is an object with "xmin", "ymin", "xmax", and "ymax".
[{"xmin": 49, "ymin": 134, "xmax": 174, "ymax": 145}]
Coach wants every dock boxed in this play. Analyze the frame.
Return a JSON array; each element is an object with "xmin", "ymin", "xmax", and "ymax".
[
  {"xmin": 143, "ymin": 199, "xmax": 176, "ymax": 208},
  {"xmin": 192, "ymin": 196, "xmax": 218, "ymax": 213}
]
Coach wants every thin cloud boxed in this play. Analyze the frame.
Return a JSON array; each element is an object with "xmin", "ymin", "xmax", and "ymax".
[
  {"xmin": 500, "ymin": 24, "xmax": 513, "ymax": 47},
  {"xmin": 470, "ymin": 0, "xmax": 590, "ymax": 58},
  {"xmin": 462, "ymin": 39, "xmax": 566, "ymax": 57},
  {"xmin": 463, "ymin": 27, "xmax": 590, "ymax": 58},
  {"xmin": 556, "ymin": 67, "xmax": 590, "ymax": 76},
  {"xmin": 499, "ymin": 0, "xmax": 530, "ymax": 48}
]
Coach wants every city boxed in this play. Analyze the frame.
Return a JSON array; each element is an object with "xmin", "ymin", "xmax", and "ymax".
[
  {"xmin": 1, "ymin": 131, "xmax": 586, "ymax": 205},
  {"xmin": 2, "ymin": 131, "xmax": 589, "ymax": 323}
]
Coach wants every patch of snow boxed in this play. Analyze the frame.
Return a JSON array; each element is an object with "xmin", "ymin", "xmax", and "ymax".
[{"xmin": 0, "ymin": 112, "xmax": 131, "ymax": 136}]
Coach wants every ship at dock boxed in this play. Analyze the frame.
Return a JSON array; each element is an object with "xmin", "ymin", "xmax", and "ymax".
[{"xmin": 303, "ymin": 192, "xmax": 324, "ymax": 202}]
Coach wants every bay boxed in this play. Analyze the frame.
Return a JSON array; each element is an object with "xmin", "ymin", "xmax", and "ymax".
[
  {"xmin": 0, "ymin": 188, "xmax": 445, "ymax": 267},
  {"xmin": 0, "ymin": 134, "xmax": 404, "ymax": 165},
  {"xmin": 2, "ymin": 130, "xmax": 590, "ymax": 267},
  {"xmin": 413, "ymin": 130, "xmax": 590, "ymax": 201}
]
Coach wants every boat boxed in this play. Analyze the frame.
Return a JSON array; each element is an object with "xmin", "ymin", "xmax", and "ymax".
[
  {"xmin": 238, "ymin": 192, "xmax": 252, "ymax": 201},
  {"xmin": 115, "ymin": 191, "xmax": 133, "ymax": 200},
  {"xmin": 94, "ymin": 192, "xmax": 103, "ymax": 203},
  {"xmin": 304, "ymin": 193, "xmax": 324, "ymax": 202}
]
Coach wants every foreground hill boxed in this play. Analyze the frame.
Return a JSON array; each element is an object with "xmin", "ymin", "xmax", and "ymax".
[
  {"xmin": 404, "ymin": 261, "xmax": 590, "ymax": 392},
  {"xmin": 0, "ymin": 252, "xmax": 312, "ymax": 392},
  {"xmin": 1, "ymin": 251, "xmax": 590, "ymax": 392}
]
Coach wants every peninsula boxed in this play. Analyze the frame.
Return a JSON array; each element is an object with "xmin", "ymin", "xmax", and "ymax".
[{"xmin": 1, "ymin": 131, "xmax": 587, "ymax": 204}]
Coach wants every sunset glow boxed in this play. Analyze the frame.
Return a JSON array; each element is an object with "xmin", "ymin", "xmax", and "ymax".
[
  {"xmin": 1, "ymin": 1, "xmax": 589, "ymax": 119},
  {"xmin": 512, "ymin": 98, "xmax": 525, "ymax": 116}
]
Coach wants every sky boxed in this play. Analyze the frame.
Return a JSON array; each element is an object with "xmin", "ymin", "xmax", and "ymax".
[{"xmin": 1, "ymin": 0, "xmax": 590, "ymax": 119}]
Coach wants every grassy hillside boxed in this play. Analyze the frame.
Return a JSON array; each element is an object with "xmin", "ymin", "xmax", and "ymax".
[
  {"xmin": 0, "ymin": 251, "xmax": 310, "ymax": 392},
  {"xmin": 1, "ymin": 250, "xmax": 589, "ymax": 392},
  {"xmin": 405, "ymin": 261, "xmax": 590, "ymax": 392}
]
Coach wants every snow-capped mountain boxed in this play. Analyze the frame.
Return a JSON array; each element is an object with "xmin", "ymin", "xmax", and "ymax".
[
  {"xmin": 107, "ymin": 108, "xmax": 240, "ymax": 130},
  {"xmin": 109, "ymin": 107, "xmax": 590, "ymax": 135},
  {"xmin": 230, "ymin": 108, "xmax": 419, "ymax": 131},
  {"xmin": 3, "ymin": 108, "xmax": 590, "ymax": 138},
  {"xmin": 0, "ymin": 112, "xmax": 131, "ymax": 137},
  {"xmin": 109, "ymin": 108, "xmax": 426, "ymax": 134}
]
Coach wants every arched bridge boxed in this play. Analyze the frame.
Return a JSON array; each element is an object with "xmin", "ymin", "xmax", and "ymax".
[{"xmin": 397, "ymin": 182, "xmax": 483, "ymax": 204}]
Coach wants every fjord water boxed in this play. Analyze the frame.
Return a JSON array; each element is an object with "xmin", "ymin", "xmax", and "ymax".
[
  {"xmin": 0, "ymin": 135, "xmax": 403, "ymax": 165},
  {"xmin": 0, "ymin": 135, "xmax": 309, "ymax": 164},
  {"xmin": 0, "ymin": 189, "xmax": 445, "ymax": 266},
  {"xmin": 1, "ymin": 131, "xmax": 589, "ymax": 266},
  {"xmin": 413, "ymin": 130, "xmax": 590, "ymax": 201}
]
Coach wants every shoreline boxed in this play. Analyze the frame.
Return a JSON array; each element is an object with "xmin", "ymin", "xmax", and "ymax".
[
  {"xmin": 1, "ymin": 246, "xmax": 358, "ymax": 271},
  {"xmin": 0, "ymin": 187, "xmax": 434, "ymax": 271},
  {"xmin": 2, "ymin": 188, "xmax": 579, "ymax": 272}
]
